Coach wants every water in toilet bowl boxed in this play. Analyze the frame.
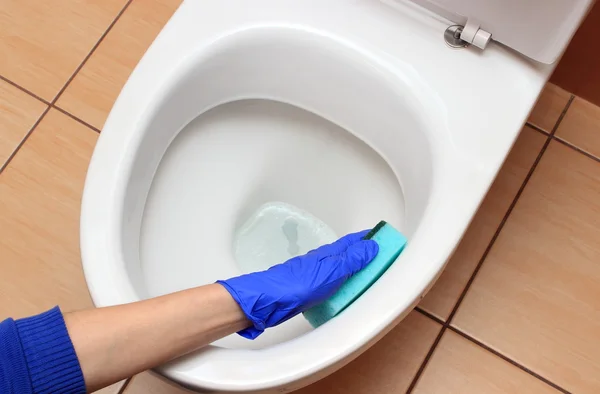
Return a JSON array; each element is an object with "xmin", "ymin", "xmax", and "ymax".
[{"xmin": 234, "ymin": 201, "xmax": 337, "ymax": 273}]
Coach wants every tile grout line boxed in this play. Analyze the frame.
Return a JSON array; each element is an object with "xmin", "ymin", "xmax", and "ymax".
[
  {"xmin": 405, "ymin": 95, "xmax": 575, "ymax": 394},
  {"xmin": 444, "ymin": 94, "xmax": 575, "ymax": 325},
  {"xmin": 53, "ymin": 106, "xmax": 101, "ymax": 133},
  {"xmin": 447, "ymin": 326, "xmax": 571, "ymax": 394},
  {"xmin": 117, "ymin": 378, "xmax": 132, "ymax": 394},
  {"xmin": 554, "ymin": 95, "xmax": 576, "ymax": 134},
  {"xmin": 525, "ymin": 122, "xmax": 550, "ymax": 136},
  {"xmin": 52, "ymin": 0, "xmax": 134, "ymax": 104},
  {"xmin": 0, "ymin": 0, "xmax": 133, "ymax": 174},
  {"xmin": 0, "ymin": 73, "xmax": 101, "ymax": 133},
  {"xmin": 47, "ymin": 0, "xmax": 135, "ymax": 132},
  {"xmin": 0, "ymin": 106, "xmax": 51, "ymax": 175},
  {"xmin": 443, "ymin": 93, "xmax": 574, "ymax": 324},
  {"xmin": 528, "ymin": 95, "xmax": 600, "ymax": 164},
  {"xmin": 415, "ymin": 306, "xmax": 445, "ymax": 325},
  {"xmin": 416, "ymin": 307, "xmax": 571, "ymax": 393},
  {"xmin": 404, "ymin": 320, "xmax": 446, "ymax": 393},
  {"xmin": 0, "ymin": 74, "xmax": 51, "ymax": 105},
  {"xmin": 415, "ymin": 308, "xmax": 571, "ymax": 393},
  {"xmin": 552, "ymin": 136, "xmax": 600, "ymax": 164}
]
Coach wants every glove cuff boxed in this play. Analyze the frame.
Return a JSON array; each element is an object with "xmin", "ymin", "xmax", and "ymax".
[{"xmin": 216, "ymin": 280, "xmax": 266, "ymax": 339}]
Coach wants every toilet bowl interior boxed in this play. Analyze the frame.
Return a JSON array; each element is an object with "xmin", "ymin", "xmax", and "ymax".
[
  {"xmin": 140, "ymin": 98, "xmax": 406, "ymax": 349},
  {"xmin": 119, "ymin": 27, "xmax": 435, "ymax": 349}
]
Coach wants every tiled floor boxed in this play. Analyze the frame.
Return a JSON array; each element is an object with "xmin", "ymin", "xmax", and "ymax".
[{"xmin": 2, "ymin": 1, "xmax": 600, "ymax": 393}]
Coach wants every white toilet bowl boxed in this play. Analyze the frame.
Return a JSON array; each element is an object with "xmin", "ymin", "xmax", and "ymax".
[{"xmin": 80, "ymin": 0, "xmax": 590, "ymax": 392}]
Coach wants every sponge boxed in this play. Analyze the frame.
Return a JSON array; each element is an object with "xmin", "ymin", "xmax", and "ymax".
[{"xmin": 303, "ymin": 221, "xmax": 407, "ymax": 328}]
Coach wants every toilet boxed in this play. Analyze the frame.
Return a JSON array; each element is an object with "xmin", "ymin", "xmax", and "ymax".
[{"xmin": 80, "ymin": 0, "xmax": 591, "ymax": 392}]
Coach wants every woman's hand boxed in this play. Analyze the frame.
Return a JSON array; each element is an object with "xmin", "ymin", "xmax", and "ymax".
[{"xmin": 218, "ymin": 230, "xmax": 379, "ymax": 338}]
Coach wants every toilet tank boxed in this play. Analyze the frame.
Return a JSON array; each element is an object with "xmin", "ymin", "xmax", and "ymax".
[{"xmin": 401, "ymin": 0, "xmax": 593, "ymax": 64}]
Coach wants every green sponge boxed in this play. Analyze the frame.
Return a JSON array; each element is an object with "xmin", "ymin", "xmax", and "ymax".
[{"xmin": 303, "ymin": 221, "xmax": 407, "ymax": 328}]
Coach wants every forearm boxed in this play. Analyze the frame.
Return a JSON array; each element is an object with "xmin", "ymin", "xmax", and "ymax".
[
  {"xmin": 65, "ymin": 284, "xmax": 249, "ymax": 392},
  {"xmin": 1, "ymin": 230, "xmax": 376, "ymax": 394}
]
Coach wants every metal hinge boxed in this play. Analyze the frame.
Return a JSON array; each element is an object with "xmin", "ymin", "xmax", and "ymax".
[{"xmin": 444, "ymin": 18, "xmax": 492, "ymax": 50}]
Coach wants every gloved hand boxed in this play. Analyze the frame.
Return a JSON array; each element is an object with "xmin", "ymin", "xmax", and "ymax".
[{"xmin": 217, "ymin": 230, "xmax": 379, "ymax": 339}]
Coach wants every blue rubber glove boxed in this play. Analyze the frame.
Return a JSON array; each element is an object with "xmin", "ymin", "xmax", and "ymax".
[{"xmin": 217, "ymin": 230, "xmax": 379, "ymax": 339}]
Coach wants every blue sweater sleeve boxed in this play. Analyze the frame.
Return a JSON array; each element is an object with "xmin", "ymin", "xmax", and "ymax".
[{"xmin": 0, "ymin": 307, "xmax": 86, "ymax": 394}]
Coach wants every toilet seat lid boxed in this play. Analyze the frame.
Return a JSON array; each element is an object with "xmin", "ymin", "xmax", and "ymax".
[{"xmin": 409, "ymin": 0, "xmax": 592, "ymax": 64}]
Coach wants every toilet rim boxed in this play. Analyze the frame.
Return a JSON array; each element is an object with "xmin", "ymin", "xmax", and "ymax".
[{"xmin": 80, "ymin": 0, "xmax": 553, "ymax": 390}]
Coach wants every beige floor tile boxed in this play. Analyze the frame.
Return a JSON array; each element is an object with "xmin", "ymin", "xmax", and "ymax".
[
  {"xmin": 0, "ymin": 80, "xmax": 47, "ymax": 167},
  {"xmin": 0, "ymin": 109, "xmax": 98, "ymax": 318},
  {"xmin": 556, "ymin": 96, "xmax": 600, "ymax": 159},
  {"xmin": 57, "ymin": 0, "xmax": 183, "ymax": 130},
  {"xmin": 453, "ymin": 141, "xmax": 600, "ymax": 393},
  {"xmin": 296, "ymin": 312, "xmax": 440, "ymax": 394},
  {"xmin": 94, "ymin": 380, "xmax": 128, "ymax": 394},
  {"xmin": 413, "ymin": 330, "xmax": 559, "ymax": 394},
  {"xmin": 0, "ymin": 0, "xmax": 128, "ymax": 101},
  {"xmin": 527, "ymin": 83, "xmax": 572, "ymax": 133},
  {"xmin": 124, "ymin": 372, "xmax": 192, "ymax": 394},
  {"xmin": 419, "ymin": 126, "xmax": 546, "ymax": 319}
]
